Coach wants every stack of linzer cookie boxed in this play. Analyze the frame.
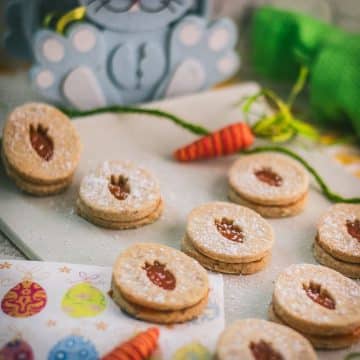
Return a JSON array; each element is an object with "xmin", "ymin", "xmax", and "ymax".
[
  {"xmin": 2, "ymin": 103, "xmax": 81, "ymax": 195},
  {"xmin": 314, "ymin": 204, "xmax": 360, "ymax": 279},
  {"xmin": 181, "ymin": 202, "xmax": 274, "ymax": 275},
  {"xmin": 110, "ymin": 243, "xmax": 209, "ymax": 324},
  {"xmin": 1, "ymin": 102, "xmax": 360, "ymax": 358},
  {"xmin": 228, "ymin": 152, "xmax": 309, "ymax": 218},
  {"xmin": 269, "ymin": 263, "xmax": 360, "ymax": 350},
  {"xmin": 77, "ymin": 161, "xmax": 163, "ymax": 229}
]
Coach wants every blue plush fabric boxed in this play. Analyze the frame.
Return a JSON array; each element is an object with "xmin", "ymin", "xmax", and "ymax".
[{"xmin": 4, "ymin": 0, "xmax": 239, "ymax": 109}]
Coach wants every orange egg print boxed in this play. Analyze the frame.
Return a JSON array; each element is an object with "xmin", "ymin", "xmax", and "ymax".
[{"xmin": 1, "ymin": 265, "xmax": 48, "ymax": 318}]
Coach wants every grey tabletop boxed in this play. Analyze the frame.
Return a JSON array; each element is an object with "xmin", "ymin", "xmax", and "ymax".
[{"xmin": 0, "ymin": 232, "xmax": 24, "ymax": 259}]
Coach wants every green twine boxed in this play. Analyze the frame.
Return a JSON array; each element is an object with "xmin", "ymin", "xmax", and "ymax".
[
  {"xmin": 61, "ymin": 105, "xmax": 210, "ymax": 136},
  {"xmin": 61, "ymin": 105, "xmax": 360, "ymax": 204}
]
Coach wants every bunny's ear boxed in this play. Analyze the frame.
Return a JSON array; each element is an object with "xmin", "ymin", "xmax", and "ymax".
[{"xmin": 190, "ymin": 0, "xmax": 213, "ymax": 19}]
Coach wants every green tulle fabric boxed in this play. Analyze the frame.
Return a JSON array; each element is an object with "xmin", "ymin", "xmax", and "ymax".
[{"xmin": 251, "ymin": 6, "xmax": 360, "ymax": 140}]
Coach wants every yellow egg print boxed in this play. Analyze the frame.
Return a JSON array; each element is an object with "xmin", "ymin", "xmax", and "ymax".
[
  {"xmin": 172, "ymin": 342, "xmax": 212, "ymax": 360},
  {"xmin": 61, "ymin": 272, "xmax": 106, "ymax": 318}
]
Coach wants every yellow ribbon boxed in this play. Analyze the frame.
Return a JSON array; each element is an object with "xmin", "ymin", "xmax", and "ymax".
[{"xmin": 56, "ymin": 6, "xmax": 87, "ymax": 34}]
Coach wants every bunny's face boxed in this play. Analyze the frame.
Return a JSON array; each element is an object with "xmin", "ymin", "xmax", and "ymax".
[{"xmin": 80, "ymin": 0, "xmax": 194, "ymax": 31}]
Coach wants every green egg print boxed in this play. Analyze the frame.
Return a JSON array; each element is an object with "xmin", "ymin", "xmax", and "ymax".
[{"xmin": 61, "ymin": 273, "xmax": 106, "ymax": 318}]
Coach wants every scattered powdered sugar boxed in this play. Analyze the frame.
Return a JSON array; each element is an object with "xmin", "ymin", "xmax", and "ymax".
[
  {"xmin": 318, "ymin": 204, "xmax": 360, "ymax": 258},
  {"xmin": 187, "ymin": 202, "xmax": 274, "ymax": 261},
  {"xmin": 115, "ymin": 243, "xmax": 208, "ymax": 309},
  {"xmin": 79, "ymin": 160, "xmax": 161, "ymax": 212},
  {"xmin": 229, "ymin": 153, "xmax": 309, "ymax": 205},
  {"xmin": 4, "ymin": 103, "xmax": 80, "ymax": 177},
  {"xmin": 274, "ymin": 264, "xmax": 360, "ymax": 329},
  {"xmin": 218, "ymin": 319, "xmax": 316, "ymax": 359}
]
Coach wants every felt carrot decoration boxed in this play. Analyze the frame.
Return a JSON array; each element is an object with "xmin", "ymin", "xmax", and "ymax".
[
  {"xmin": 173, "ymin": 68, "xmax": 319, "ymax": 162},
  {"xmin": 101, "ymin": 327, "xmax": 160, "ymax": 360},
  {"xmin": 174, "ymin": 122, "xmax": 255, "ymax": 162}
]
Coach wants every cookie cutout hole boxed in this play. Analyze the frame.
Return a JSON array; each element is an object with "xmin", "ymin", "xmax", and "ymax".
[
  {"xmin": 303, "ymin": 281, "xmax": 335, "ymax": 310},
  {"xmin": 249, "ymin": 340, "xmax": 284, "ymax": 360},
  {"xmin": 346, "ymin": 219, "xmax": 360, "ymax": 242},
  {"xmin": 215, "ymin": 218, "xmax": 244, "ymax": 243},
  {"xmin": 255, "ymin": 167, "xmax": 283, "ymax": 187},
  {"xmin": 142, "ymin": 261, "xmax": 176, "ymax": 291},
  {"xmin": 29, "ymin": 124, "xmax": 54, "ymax": 161},
  {"xmin": 108, "ymin": 175, "xmax": 130, "ymax": 201}
]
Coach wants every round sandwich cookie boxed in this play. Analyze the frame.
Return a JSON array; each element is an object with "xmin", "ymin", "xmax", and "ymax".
[
  {"xmin": 314, "ymin": 204, "xmax": 360, "ymax": 278},
  {"xmin": 228, "ymin": 153, "xmax": 309, "ymax": 218},
  {"xmin": 313, "ymin": 240, "xmax": 360, "ymax": 279},
  {"xmin": 269, "ymin": 263, "xmax": 360, "ymax": 349},
  {"xmin": 182, "ymin": 202, "xmax": 274, "ymax": 274},
  {"xmin": 216, "ymin": 319, "xmax": 317, "ymax": 360},
  {"xmin": 111, "ymin": 243, "xmax": 209, "ymax": 324},
  {"xmin": 2, "ymin": 103, "xmax": 81, "ymax": 195},
  {"xmin": 77, "ymin": 161, "xmax": 163, "ymax": 229}
]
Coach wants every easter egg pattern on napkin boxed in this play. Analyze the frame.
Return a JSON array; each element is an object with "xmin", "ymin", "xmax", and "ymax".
[
  {"xmin": 0, "ymin": 339, "xmax": 34, "ymax": 360},
  {"xmin": 1, "ymin": 280, "xmax": 47, "ymax": 318},
  {"xmin": 48, "ymin": 335, "xmax": 99, "ymax": 360},
  {"xmin": 0, "ymin": 260, "xmax": 225, "ymax": 359},
  {"xmin": 173, "ymin": 342, "xmax": 212, "ymax": 360},
  {"xmin": 61, "ymin": 282, "xmax": 106, "ymax": 318}
]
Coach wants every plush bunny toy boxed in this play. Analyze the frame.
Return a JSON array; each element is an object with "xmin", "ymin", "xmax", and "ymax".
[{"xmin": 4, "ymin": 0, "xmax": 239, "ymax": 110}]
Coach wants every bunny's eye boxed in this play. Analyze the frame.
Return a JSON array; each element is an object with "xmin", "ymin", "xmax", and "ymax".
[
  {"xmin": 104, "ymin": 0, "xmax": 134, "ymax": 12},
  {"xmin": 140, "ymin": 0, "xmax": 170, "ymax": 12},
  {"xmin": 88, "ymin": 0, "xmax": 175, "ymax": 13}
]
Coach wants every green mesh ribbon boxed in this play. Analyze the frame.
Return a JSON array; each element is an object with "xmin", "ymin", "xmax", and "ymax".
[{"xmin": 251, "ymin": 6, "xmax": 360, "ymax": 141}]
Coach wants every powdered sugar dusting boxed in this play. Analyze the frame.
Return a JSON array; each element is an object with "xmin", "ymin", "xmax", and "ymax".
[
  {"xmin": 318, "ymin": 204, "xmax": 360, "ymax": 260},
  {"xmin": 187, "ymin": 202, "xmax": 274, "ymax": 263},
  {"xmin": 3, "ymin": 103, "xmax": 81, "ymax": 179},
  {"xmin": 274, "ymin": 264, "xmax": 360, "ymax": 331},
  {"xmin": 114, "ymin": 243, "xmax": 208, "ymax": 310},
  {"xmin": 229, "ymin": 153, "xmax": 309, "ymax": 205},
  {"xmin": 79, "ymin": 160, "xmax": 161, "ymax": 212},
  {"xmin": 217, "ymin": 319, "xmax": 316, "ymax": 359}
]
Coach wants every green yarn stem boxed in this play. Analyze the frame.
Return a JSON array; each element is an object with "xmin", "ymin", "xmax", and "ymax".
[
  {"xmin": 61, "ymin": 106, "xmax": 210, "ymax": 136},
  {"xmin": 345, "ymin": 353, "xmax": 360, "ymax": 360},
  {"xmin": 61, "ymin": 105, "xmax": 359, "ymax": 204},
  {"xmin": 243, "ymin": 146, "xmax": 360, "ymax": 204}
]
